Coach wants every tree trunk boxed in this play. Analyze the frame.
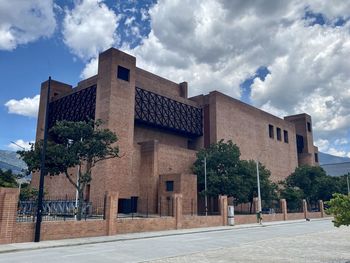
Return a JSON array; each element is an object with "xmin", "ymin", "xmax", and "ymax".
[{"xmin": 77, "ymin": 188, "xmax": 84, "ymax": 221}]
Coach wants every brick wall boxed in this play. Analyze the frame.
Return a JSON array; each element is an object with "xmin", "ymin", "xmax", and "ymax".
[{"xmin": 12, "ymin": 220, "xmax": 107, "ymax": 243}]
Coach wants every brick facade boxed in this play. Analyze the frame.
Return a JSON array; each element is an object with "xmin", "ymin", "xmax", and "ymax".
[{"xmin": 32, "ymin": 47, "xmax": 318, "ymax": 217}]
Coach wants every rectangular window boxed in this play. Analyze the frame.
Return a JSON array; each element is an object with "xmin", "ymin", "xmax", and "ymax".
[
  {"xmin": 117, "ymin": 65, "xmax": 130, "ymax": 81},
  {"xmin": 166, "ymin": 181, "xmax": 174, "ymax": 192},
  {"xmin": 283, "ymin": 130, "xmax": 289, "ymax": 143},
  {"xmin": 314, "ymin": 153, "xmax": 319, "ymax": 163},
  {"xmin": 269, "ymin": 124, "xmax": 274, "ymax": 139},
  {"xmin": 277, "ymin": 127, "xmax": 281, "ymax": 141},
  {"xmin": 307, "ymin": 122, "xmax": 312, "ymax": 132}
]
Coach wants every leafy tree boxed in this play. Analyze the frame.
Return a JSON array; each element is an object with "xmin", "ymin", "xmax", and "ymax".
[
  {"xmin": 283, "ymin": 165, "xmax": 346, "ymax": 205},
  {"xmin": 192, "ymin": 140, "xmax": 277, "ymax": 213},
  {"xmin": 19, "ymin": 183, "xmax": 39, "ymax": 201},
  {"xmin": 0, "ymin": 169, "xmax": 18, "ymax": 188},
  {"xmin": 279, "ymin": 186, "xmax": 304, "ymax": 211},
  {"xmin": 237, "ymin": 160, "xmax": 278, "ymax": 212},
  {"xmin": 193, "ymin": 140, "xmax": 241, "ymax": 197},
  {"xmin": 18, "ymin": 120, "xmax": 120, "ymax": 220},
  {"xmin": 326, "ymin": 193, "xmax": 350, "ymax": 227}
]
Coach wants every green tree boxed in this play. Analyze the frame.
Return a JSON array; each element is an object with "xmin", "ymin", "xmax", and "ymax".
[
  {"xmin": 19, "ymin": 183, "xmax": 39, "ymax": 201},
  {"xmin": 0, "ymin": 169, "xmax": 18, "ymax": 188},
  {"xmin": 237, "ymin": 160, "xmax": 278, "ymax": 212},
  {"xmin": 192, "ymin": 140, "xmax": 277, "ymax": 213},
  {"xmin": 279, "ymin": 186, "xmax": 304, "ymax": 211},
  {"xmin": 326, "ymin": 193, "xmax": 350, "ymax": 227},
  {"xmin": 18, "ymin": 120, "xmax": 120, "ymax": 220},
  {"xmin": 193, "ymin": 140, "xmax": 241, "ymax": 198},
  {"xmin": 284, "ymin": 165, "xmax": 337, "ymax": 204}
]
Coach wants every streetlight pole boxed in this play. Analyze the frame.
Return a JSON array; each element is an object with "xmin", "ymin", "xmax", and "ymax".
[
  {"xmin": 204, "ymin": 156, "xmax": 208, "ymax": 216},
  {"xmin": 347, "ymin": 173, "xmax": 350, "ymax": 195},
  {"xmin": 256, "ymin": 159, "xmax": 262, "ymax": 224},
  {"xmin": 35, "ymin": 76, "xmax": 51, "ymax": 242}
]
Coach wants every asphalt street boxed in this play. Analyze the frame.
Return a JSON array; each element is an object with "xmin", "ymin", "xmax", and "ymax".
[{"xmin": 1, "ymin": 219, "xmax": 348, "ymax": 263}]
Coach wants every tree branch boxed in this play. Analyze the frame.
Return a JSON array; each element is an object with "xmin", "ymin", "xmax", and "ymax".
[{"xmin": 64, "ymin": 171, "xmax": 78, "ymax": 190}]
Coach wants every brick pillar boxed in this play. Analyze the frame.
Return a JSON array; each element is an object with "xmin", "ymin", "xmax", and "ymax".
[
  {"xmin": 280, "ymin": 199, "xmax": 287, "ymax": 221},
  {"xmin": 302, "ymin": 199, "xmax": 308, "ymax": 219},
  {"xmin": 319, "ymin": 200, "xmax": 324, "ymax": 218},
  {"xmin": 0, "ymin": 188, "xmax": 19, "ymax": 244},
  {"xmin": 105, "ymin": 191, "xmax": 119, "ymax": 236},
  {"xmin": 219, "ymin": 195, "xmax": 228, "ymax": 226},
  {"xmin": 172, "ymin": 194, "xmax": 183, "ymax": 229}
]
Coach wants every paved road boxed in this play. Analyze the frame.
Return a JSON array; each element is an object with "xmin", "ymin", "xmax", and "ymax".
[{"xmin": 1, "ymin": 220, "xmax": 349, "ymax": 263}]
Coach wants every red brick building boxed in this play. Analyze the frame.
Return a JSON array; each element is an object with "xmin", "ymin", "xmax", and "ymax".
[{"xmin": 32, "ymin": 48, "xmax": 318, "ymax": 214}]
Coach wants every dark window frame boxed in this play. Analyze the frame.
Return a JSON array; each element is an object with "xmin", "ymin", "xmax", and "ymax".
[
  {"xmin": 269, "ymin": 124, "xmax": 274, "ymax": 139},
  {"xmin": 117, "ymin": 65, "xmax": 130, "ymax": 82},
  {"xmin": 307, "ymin": 122, "xmax": 312, "ymax": 132},
  {"xmin": 283, "ymin": 130, "xmax": 289, "ymax": 143},
  {"xmin": 166, "ymin": 181, "xmax": 174, "ymax": 192},
  {"xmin": 314, "ymin": 153, "xmax": 319, "ymax": 163},
  {"xmin": 276, "ymin": 127, "xmax": 282, "ymax": 141}
]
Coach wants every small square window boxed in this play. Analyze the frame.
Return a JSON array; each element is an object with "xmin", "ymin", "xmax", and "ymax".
[
  {"xmin": 166, "ymin": 181, "xmax": 174, "ymax": 192},
  {"xmin": 277, "ymin": 127, "xmax": 281, "ymax": 141},
  {"xmin": 283, "ymin": 130, "xmax": 289, "ymax": 143},
  {"xmin": 117, "ymin": 65, "xmax": 130, "ymax": 82},
  {"xmin": 307, "ymin": 122, "xmax": 312, "ymax": 132},
  {"xmin": 269, "ymin": 124, "xmax": 274, "ymax": 139}
]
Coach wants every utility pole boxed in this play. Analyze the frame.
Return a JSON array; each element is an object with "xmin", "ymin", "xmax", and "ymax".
[
  {"xmin": 347, "ymin": 173, "xmax": 350, "ymax": 195},
  {"xmin": 204, "ymin": 156, "xmax": 208, "ymax": 216},
  {"xmin": 35, "ymin": 76, "xmax": 51, "ymax": 242},
  {"xmin": 256, "ymin": 159, "xmax": 262, "ymax": 224}
]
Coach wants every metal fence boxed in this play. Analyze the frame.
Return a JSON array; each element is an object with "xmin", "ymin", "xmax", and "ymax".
[
  {"xmin": 307, "ymin": 201, "xmax": 320, "ymax": 212},
  {"xmin": 17, "ymin": 195, "xmax": 106, "ymax": 222},
  {"xmin": 197, "ymin": 196, "xmax": 220, "ymax": 216},
  {"xmin": 287, "ymin": 199, "xmax": 303, "ymax": 213},
  {"xmin": 117, "ymin": 196, "xmax": 175, "ymax": 219},
  {"xmin": 262, "ymin": 199, "xmax": 281, "ymax": 214}
]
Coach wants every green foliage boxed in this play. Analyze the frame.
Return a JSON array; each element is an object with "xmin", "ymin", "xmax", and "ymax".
[
  {"xmin": 282, "ymin": 165, "xmax": 347, "ymax": 204},
  {"xmin": 193, "ymin": 140, "xmax": 277, "ymax": 205},
  {"xmin": 0, "ymin": 169, "xmax": 18, "ymax": 188},
  {"xmin": 18, "ymin": 119, "xmax": 120, "ymax": 220},
  {"xmin": 326, "ymin": 193, "xmax": 350, "ymax": 227},
  {"xmin": 19, "ymin": 183, "xmax": 39, "ymax": 201},
  {"xmin": 279, "ymin": 186, "xmax": 304, "ymax": 211},
  {"xmin": 193, "ymin": 140, "xmax": 241, "ymax": 197}
]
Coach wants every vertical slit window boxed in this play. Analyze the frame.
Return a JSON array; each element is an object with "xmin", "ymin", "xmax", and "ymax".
[
  {"xmin": 277, "ymin": 127, "xmax": 281, "ymax": 141},
  {"xmin": 269, "ymin": 124, "xmax": 274, "ymax": 139},
  {"xmin": 307, "ymin": 122, "xmax": 311, "ymax": 132},
  {"xmin": 284, "ymin": 130, "xmax": 289, "ymax": 143}
]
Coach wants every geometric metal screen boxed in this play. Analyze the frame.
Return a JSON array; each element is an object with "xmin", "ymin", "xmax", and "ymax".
[
  {"xmin": 48, "ymin": 85, "xmax": 96, "ymax": 128},
  {"xmin": 135, "ymin": 87, "xmax": 203, "ymax": 137}
]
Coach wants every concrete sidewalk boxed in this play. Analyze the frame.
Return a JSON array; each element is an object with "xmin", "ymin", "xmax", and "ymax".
[{"xmin": 0, "ymin": 218, "xmax": 331, "ymax": 254}]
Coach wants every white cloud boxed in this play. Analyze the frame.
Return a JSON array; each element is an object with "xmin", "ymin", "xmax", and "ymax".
[
  {"xmin": 122, "ymin": 0, "xmax": 350, "ymax": 155},
  {"xmin": 335, "ymin": 138, "xmax": 349, "ymax": 146},
  {"xmin": 80, "ymin": 57, "xmax": 98, "ymax": 79},
  {"xmin": 5, "ymin": 95, "xmax": 40, "ymax": 118},
  {"xmin": 315, "ymin": 139, "xmax": 330, "ymax": 152},
  {"xmin": 0, "ymin": 0, "xmax": 56, "ymax": 50},
  {"xmin": 8, "ymin": 139, "xmax": 34, "ymax": 151},
  {"xmin": 327, "ymin": 148, "xmax": 348, "ymax": 158},
  {"xmin": 62, "ymin": 0, "xmax": 119, "ymax": 60}
]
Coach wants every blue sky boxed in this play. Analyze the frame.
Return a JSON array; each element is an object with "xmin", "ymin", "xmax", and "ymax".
[{"xmin": 1, "ymin": 0, "xmax": 350, "ymax": 158}]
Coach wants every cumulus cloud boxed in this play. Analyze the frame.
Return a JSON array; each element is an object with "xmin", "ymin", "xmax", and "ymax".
[
  {"xmin": 8, "ymin": 139, "xmax": 34, "ymax": 151},
  {"xmin": 0, "ymin": 0, "xmax": 56, "ymax": 50},
  {"xmin": 80, "ymin": 57, "xmax": 98, "ymax": 79},
  {"xmin": 62, "ymin": 0, "xmax": 119, "ymax": 60},
  {"xmin": 123, "ymin": 0, "xmax": 350, "ymax": 155},
  {"xmin": 5, "ymin": 95, "xmax": 40, "ymax": 118}
]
